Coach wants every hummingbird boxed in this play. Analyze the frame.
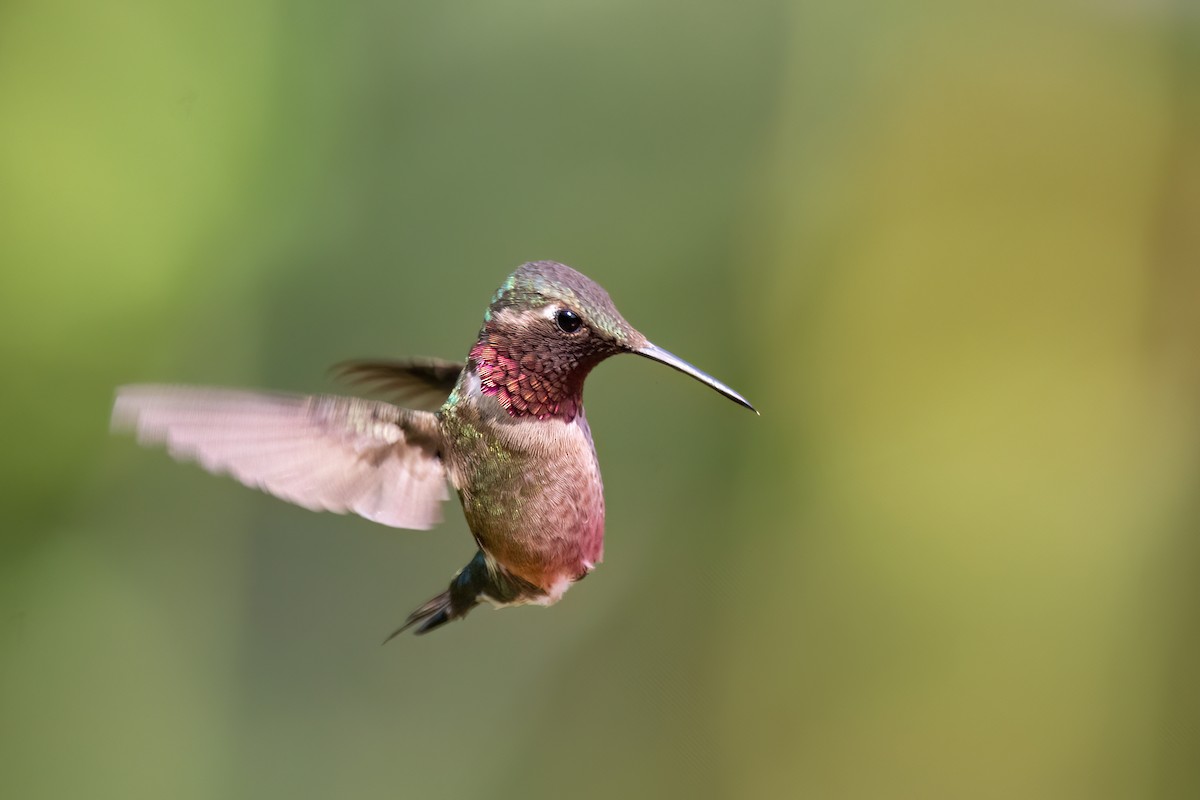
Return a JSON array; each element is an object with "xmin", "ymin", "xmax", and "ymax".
[{"xmin": 112, "ymin": 261, "xmax": 756, "ymax": 636}]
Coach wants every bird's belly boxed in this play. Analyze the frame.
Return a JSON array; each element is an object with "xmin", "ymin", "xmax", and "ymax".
[{"xmin": 449, "ymin": 416, "xmax": 605, "ymax": 594}]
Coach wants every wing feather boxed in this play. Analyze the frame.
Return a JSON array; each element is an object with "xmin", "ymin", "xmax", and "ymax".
[
  {"xmin": 112, "ymin": 385, "xmax": 449, "ymax": 530},
  {"xmin": 334, "ymin": 358, "xmax": 463, "ymax": 411}
]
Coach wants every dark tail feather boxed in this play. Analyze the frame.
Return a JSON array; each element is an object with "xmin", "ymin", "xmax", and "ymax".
[
  {"xmin": 383, "ymin": 591, "xmax": 458, "ymax": 641},
  {"xmin": 384, "ymin": 550, "xmax": 543, "ymax": 641},
  {"xmin": 383, "ymin": 551, "xmax": 489, "ymax": 641}
]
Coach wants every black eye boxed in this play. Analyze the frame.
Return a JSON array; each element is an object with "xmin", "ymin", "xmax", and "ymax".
[{"xmin": 555, "ymin": 308, "xmax": 582, "ymax": 333}]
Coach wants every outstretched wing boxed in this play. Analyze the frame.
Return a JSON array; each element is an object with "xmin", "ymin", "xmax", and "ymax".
[
  {"xmin": 112, "ymin": 386, "xmax": 450, "ymax": 530},
  {"xmin": 334, "ymin": 358, "xmax": 463, "ymax": 411}
]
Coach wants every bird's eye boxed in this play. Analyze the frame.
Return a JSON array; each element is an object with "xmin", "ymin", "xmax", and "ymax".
[{"xmin": 555, "ymin": 308, "xmax": 583, "ymax": 334}]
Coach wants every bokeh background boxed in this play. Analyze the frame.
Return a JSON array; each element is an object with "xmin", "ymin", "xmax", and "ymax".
[{"xmin": 2, "ymin": 1, "xmax": 1198, "ymax": 798}]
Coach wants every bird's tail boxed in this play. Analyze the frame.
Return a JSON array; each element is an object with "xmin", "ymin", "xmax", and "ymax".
[
  {"xmin": 386, "ymin": 589, "xmax": 462, "ymax": 638},
  {"xmin": 384, "ymin": 550, "xmax": 542, "ymax": 640}
]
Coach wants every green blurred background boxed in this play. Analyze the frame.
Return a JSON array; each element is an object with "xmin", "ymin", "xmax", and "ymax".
[{"xmin": 2, "ymin": 1, "xmax": 1198, "ymax": 798}]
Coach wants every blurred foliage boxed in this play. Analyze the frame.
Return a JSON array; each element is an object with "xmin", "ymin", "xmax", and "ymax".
[{"xmin": 2, "ymin": 1, "xmax": 1198, "ymax": 799}]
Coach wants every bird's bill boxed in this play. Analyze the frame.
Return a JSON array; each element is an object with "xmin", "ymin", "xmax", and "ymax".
[{"xmin": 635, "ymin": 343, "xmax": 758, "ymax": 414}]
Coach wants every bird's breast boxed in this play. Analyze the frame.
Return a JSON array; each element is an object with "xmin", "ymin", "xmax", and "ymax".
[{"xmin": 441, "ymin": 395, "xmax": 605, "ymax": 593}]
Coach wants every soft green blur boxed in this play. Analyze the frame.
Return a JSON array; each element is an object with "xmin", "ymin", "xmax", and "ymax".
[{"xmin": 2, "ymin": 1, "xmax": 1198, "ymax": 798}]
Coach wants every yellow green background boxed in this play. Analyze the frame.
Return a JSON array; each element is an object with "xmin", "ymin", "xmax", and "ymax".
[{"xmin": 2, "ymin": 1, "xmax": 1198, "ymax": 798}]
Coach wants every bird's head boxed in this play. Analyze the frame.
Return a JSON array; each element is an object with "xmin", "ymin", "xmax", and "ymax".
[{"xmin": 470, "ymin": 261, "xmax": 756, "ymax": 421}]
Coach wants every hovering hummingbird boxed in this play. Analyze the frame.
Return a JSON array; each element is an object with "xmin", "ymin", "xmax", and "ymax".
[{"xmin": 112, "ymin": 261, "xmax": 756, "ymax": 636}]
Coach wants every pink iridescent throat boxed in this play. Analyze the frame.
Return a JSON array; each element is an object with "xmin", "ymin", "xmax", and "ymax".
[{"xmin": 469, "ymin": 335, "xmax": 586, "ymax": 422}]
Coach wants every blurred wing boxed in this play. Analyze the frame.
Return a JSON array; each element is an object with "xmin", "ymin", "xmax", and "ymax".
[
  {"xmin": 112, "ymin": 386, "xmax": 450, "ymax": 530},
  {"xmin": 334, "ymin": 358, "xmax": 463, "ymax": 412}
]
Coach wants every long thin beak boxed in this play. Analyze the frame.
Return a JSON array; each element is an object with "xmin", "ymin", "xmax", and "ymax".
[{"xmin": 635, "ymin": 342, "xmax": 758, "ymax": 414}]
